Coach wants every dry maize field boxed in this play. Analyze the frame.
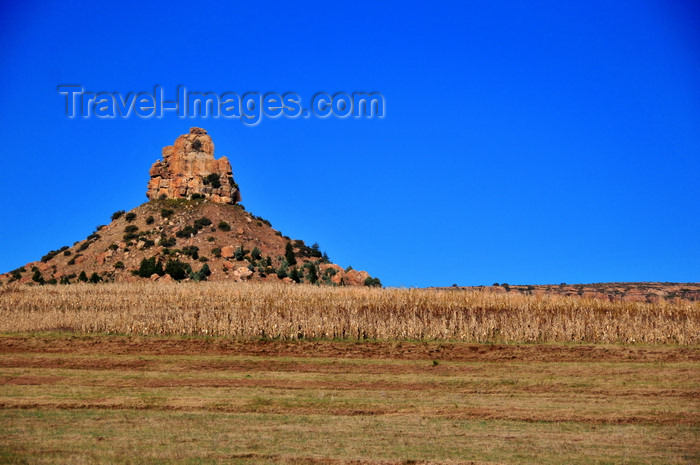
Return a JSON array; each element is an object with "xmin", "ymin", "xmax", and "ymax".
[{"xmin": 0, "ymin": 282, "xmax": 698, "ymax": 344}]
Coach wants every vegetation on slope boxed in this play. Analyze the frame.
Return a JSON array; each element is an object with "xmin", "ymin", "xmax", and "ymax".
[{"xmin": 1, "ymin": 199, "xmax": 380, "ymax": 288}]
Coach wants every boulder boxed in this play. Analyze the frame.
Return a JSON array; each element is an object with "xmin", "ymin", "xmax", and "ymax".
[
  {"xmin": 331, "ymin": 272, "xmax": 344, "ymax": 285},
  {"xmin": 321, "ymin": 263, "xmax": 343, "ymax": 273},
  {"xmin": 221, "ymin": 246, "xmax": 234, "ymax": 259},
  {"xmin": 34, "ymin": 262, "xmax": 50, "ymax": 272},
  {"xmin": 344, "ymin": 270, "xmax": 370, "ymax": 286},
  {"xmin": 233, "ymin": 267, "xmax": 253, "ymax": 279}
]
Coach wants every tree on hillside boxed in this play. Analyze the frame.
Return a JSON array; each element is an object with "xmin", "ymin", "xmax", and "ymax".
[
  {"xmin": 285, "ymin": 242, "xmax": 296, "ymax": 266},
  {"xmin": 307, "ymin": 263, "xmax": 318, "ymax": 285}
]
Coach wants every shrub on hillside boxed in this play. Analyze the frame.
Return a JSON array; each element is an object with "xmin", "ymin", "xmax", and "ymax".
[
  {"xmin": 41, "ymin": 246, "xmax": 69, "ymax": 263},
  {"xmin": 181, "ymin": 246, "xmax": 199, "ymax": 260},
  {"xmin": 194, "ymin": 217, "xmax": 212, "ymax": 229},
  {"xmin": 125, "ymin": 213, "xmax": 137, "ymax": 222},
  {"xmin": 176, "ymin": 225, "xmax": 199, "ymax": 238},
  {"xmin": 191, "ymin": 263, "xmax": 211, "ymax": 282},
  {"xmin": 111, "ymin": 210, "xmax": 125, "ymax": 221},
  {"xmin": 165, "ymin": 259, "xmax": 191, "ymax": 281},
  {"xmin": 204, "ymin": 173, "xmax": 221, "ymax": 188},
  {"xmin": 175, "ymin": 218, "xmax": 212, "ymax": 238},
  {"xmin": 138, "ymin": 257, "xmax": 163, "ymax": 278},
  {"xmin": 32, "ymin": 270, "xmax": 44, "ymax": 285},
  {"xmin": 254, "ymin": 216, "xmax": 272, "ymax": 227},
  {"xmin": 218, "ymin": 221, "xmax": 231, "ymax": 231}
]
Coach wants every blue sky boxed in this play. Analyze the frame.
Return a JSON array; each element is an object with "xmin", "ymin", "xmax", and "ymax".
[{"xmin": 0, "ymin": 0, "xmax": 698, "ymax": 287}]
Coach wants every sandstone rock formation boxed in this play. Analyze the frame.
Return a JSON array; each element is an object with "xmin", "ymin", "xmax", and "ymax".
[
  {"xmin": 146, "ymin": 128, "xmax": 241, "ymax": 204},
  {"xmin": 1, "ymin": 128, "xmax": 383, "ymax": 288}
]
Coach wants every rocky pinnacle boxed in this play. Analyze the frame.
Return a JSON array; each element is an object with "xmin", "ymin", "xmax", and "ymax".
[{"xmin": 146, "ymin": 128, "xmax": 241, "ymax": 204}]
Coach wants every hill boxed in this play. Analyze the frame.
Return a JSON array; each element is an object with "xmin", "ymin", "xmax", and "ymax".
[
  {"xmin": 447, "ymin": 282, "xmax": 700, "ymax": 303},
  {"xmin": 1, "ymin": 128, "xmax": 379, "ymax": 287}
]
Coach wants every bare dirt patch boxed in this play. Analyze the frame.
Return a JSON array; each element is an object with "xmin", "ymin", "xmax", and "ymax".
[{"xmin": 1, "ymin": 335, "xmax": 697, "ymax": 362}]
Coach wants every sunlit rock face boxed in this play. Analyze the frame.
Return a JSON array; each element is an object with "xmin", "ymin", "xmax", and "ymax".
[{"xmin": 146, "ymin": 127, "xmax": 241, "ymax": 204}]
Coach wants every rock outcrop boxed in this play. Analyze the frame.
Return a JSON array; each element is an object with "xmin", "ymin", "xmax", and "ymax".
[
  {"xmin": 146, "ymin": 128, "xmax": 241, "ymax": 204},
  {"xmin": 1, "ymin": 128, "xmax": 383, "ymax": 288}
]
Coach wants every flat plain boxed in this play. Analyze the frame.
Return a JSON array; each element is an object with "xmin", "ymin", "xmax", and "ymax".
[{"xmin": 0, "ymin": 334, "xmax": 698, "ymax": 464}]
